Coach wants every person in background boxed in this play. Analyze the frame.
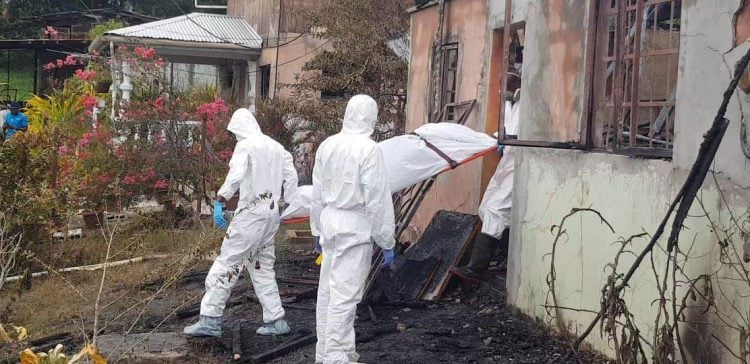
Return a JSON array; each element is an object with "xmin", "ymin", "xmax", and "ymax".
[
  {"xmin": 311, "ymin": 95, "xmax": 396, "ymax": 364},
  {"xmin": 450, "ymin": 65, "xmax": 521, "ymax": 283},
  {"xmin": 3, "ymin": 103, "xmax": 28, "ymax": 140}
]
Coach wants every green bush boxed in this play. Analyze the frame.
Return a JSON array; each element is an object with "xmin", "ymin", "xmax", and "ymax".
[{"xmin": 88, "ymin": 20, "xmax": 125, "ymax": 40}]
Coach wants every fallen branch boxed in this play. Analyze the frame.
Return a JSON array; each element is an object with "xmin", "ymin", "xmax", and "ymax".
[
  {"xmin": 3, "ymin": 254, "xmax": 169, "ymax": 283},
  {"xmin": 277, "ymin": 277, "xmax": 319, "ymax": 286}
]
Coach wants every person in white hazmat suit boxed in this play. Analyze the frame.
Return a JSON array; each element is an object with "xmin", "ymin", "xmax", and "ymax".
[
  {"xmin": 311, "ymin": 95, "xmax": 396, "ymax": 364},
  {"xmin": 184, "ymin": 108, "xmax": 299, "ymax": 338},
  {"xmin": 451, "ymin": 67, "xmax": 521, "ymax": 282}
]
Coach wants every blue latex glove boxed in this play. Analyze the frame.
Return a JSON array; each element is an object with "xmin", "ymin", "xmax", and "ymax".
[
  {"xmin": 213, "ymin": 201, "xmax": 227, "ymax": 229},
  {"xmin": 381, "ymin": 249, "xmax": 395, "ymax": 270},
  {"xmin": 314, "ymin": 236, "xmax": 322, "ymax": 253}
]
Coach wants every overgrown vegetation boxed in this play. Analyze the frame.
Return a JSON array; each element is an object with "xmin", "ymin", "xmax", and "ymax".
[
  {"xmin": 0, "ymin": 0, "xmax": 204, "ymax": 40},
  {"xmin": 285, "ymin": 0, "xmax": 411, "ymax": 144},
  {"xmin": 88, "ymin": 19, "xmax": 125, "ymax": 40}
]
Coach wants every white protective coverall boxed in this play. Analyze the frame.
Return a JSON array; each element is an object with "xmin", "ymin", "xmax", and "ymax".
[
  {"xmin": 478, "ymin": 100, "xmax": 519, "ymax": 239},
  {"xmin": 200, "ymin": 108, "xmax": 298, "ymax": 323},
  {"xmin": 311, "ymin": 95, "xmax": 396, "ymax": 364}
]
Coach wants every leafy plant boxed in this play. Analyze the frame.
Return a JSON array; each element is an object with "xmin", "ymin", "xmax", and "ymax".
[
  {"xmin": 88, "ymin": 19, "xmax": 125, "ymax": 40},
  {"xmin": 24, "ymin": 80, "xmax": 87, "ymax": 137},
  {"xmin": 0, "ymin": 131, "xmax": 65, "ymax": 240}
]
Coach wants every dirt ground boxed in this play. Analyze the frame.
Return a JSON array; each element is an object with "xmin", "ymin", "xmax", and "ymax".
[
  {"xmin": 162, "ymin": 233, "xmax": 609, "ymax": 363},
  {"xmin": 0, "ymin": 219, "xmax": 610, "ymax": 363}
]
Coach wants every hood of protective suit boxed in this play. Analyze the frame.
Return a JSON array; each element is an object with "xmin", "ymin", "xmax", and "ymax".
[
  {"xmin": 341, "ymin": 95, "xmax": 378, "ymax": 136},
  {"xmin": 227, "ymin": 108, "xmax": 262, "ymax": 141}
]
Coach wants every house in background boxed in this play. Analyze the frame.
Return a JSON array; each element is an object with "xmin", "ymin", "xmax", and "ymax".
[
  {"xmin": 90, "ymin": 12, "xmax": 262, "ymax": 107},
  {"xmin": 406, "ymin": 0, "xmax": 750, "ymax": 361},
  {"xmin": 227, "ymin": 0, "xmax": 331, "ymax": 100}
]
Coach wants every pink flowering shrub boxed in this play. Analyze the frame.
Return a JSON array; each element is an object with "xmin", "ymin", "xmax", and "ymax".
[
  {"xmin": 37, "ymin": 46, "xmax": 238, "ymax": 212},
  {"xmin": 74, "ymin": 69, "xmax": 97, "ymax": 81},
  {"xmin": 115, "ymin": 94, "xmax": 233, "ymax": 203}
]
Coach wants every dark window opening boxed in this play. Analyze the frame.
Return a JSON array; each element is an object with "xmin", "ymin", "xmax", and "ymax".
[
  {"xmin": 497, "ymin": 25, "xmax": 546, "ymax": 147},
  {"xmin": 224, "ymin": 66, "xmax": 235, "ymax": 89},
  {"xmin": 259, "ymin": 65, "xmax": 271, "ymax": 99}
]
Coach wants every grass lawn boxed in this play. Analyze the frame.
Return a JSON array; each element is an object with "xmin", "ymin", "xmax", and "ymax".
[
  {"xmin": 1, "ymin": 50, "xmax": 36, "ymax": 101},
  {"xmin": 0, "ymin": 217, "xmax": 311, "ymax": 340}
]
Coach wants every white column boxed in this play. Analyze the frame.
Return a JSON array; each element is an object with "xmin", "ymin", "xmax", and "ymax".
[
  {"xmin": 120, "ymin": 61, "xmax": 133, "ymax": 102},
  {"xmin": 110, "ymin": 41, "xmax": 118, "ymax": 119},
  {"xmin": 247, "ymin": 60, "xmax": 258, "ymax": 108}
]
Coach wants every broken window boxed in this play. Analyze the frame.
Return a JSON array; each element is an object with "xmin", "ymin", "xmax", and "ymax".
[
  {"xmin": 592, "ymin": 0, "xmax": 681, "ymax": 157},
  {"xmin": 259, "ymin": 65, "xmax": 271, "ymax": 99},
  {"xmin": 439, "ymin": 43, "xmax": 459, "ymax": 120}
]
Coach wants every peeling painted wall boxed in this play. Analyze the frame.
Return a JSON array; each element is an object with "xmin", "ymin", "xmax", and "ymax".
[
  {"xmin": 228, "ymin": 0, "xmax": 281, "ymax": 44},
  {"xmin": 509, "ymin": 148, "xmax": 750, "ymax": 361},
  {"xmin": 511, "ymin": 0, "xmax": 587, "ymax": 143},
  {"xmin": 673, "ymin": 0, "xmax": 750, "ymax": 187},
  {"xmin": 404, "ymin": 0, "xmax": 489, "ymax": 237},
  {"xmin": 735, "ymin": 0, "xmax": 750, "ymax": 46},
  {"xmin": 506, "ymin": 0, "xmax": 750, "ymax": 361}
]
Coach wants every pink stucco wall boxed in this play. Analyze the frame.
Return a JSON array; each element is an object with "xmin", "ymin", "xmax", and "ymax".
[
  {"xmin": 404, "ymin": 0, "xmax": 491, "ymax": 240},
  {"xmin": 259, "ymin": 34, "xmax": 329, "ymax": 99}
]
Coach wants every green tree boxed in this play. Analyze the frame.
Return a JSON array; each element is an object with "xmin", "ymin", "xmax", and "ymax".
[{"xmin": 0, "ymin": 0, "xmax": 205, "ymax": 40}]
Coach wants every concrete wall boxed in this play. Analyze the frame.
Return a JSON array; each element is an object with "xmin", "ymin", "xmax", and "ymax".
[
  {"xmin": 257, "ymin": 34, "xmax": 329, "ymax": 100},
  {"xmin": 506, "ymin": 0, "xmax": 750, "ymax": 361},
  {"xmin": 404, "ymin": 0, "xmax": 490, "ymax": 239},
  {"xmin": 672, "ymin": 1, "xmax": 750, "ymax": 186}
]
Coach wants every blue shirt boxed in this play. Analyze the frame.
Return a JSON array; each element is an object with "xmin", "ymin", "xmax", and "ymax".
[{"xmin": 4, "ymin": 112, "xmax": 28, "ymax": 139}]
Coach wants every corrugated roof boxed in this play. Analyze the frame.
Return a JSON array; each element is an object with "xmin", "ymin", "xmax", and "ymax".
[{"xmin": 106, "ymin": 12, "xmax": 262, "ymax": 49}]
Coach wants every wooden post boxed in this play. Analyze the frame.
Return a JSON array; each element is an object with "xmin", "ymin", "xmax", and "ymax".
[
  {"xmin": 498, "ymin": 0, "xmax": 513, "ymax": 140},
  {"xmin": 198, "ymin": 116, "xmax": 207, "ymax": 218}
]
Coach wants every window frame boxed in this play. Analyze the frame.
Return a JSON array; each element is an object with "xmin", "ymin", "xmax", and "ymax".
[
  {"xmin": 588, "ymin": 0, "xmax": 681, "ymax": 159},
  {"xmin": 495, "ymin": 0, "xmax": 681, "ymax": 158},
  {"xmin": 439, "ymin": 43, "xmax": 460, "ymax": 120},
  {"xmin": 495, "ymin": 2, "xmax": 588, "ymax": 151}
]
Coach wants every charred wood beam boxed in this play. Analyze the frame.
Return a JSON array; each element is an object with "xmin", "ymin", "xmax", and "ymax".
[{"xmin": 249, "ymin": 334, "xmax": 316, "ymax": 364}]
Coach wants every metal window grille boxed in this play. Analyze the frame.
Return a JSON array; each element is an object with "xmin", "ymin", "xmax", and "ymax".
[{"xmin": 593, "ymin": 0, "xmax": 681, "ymax": 157}]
